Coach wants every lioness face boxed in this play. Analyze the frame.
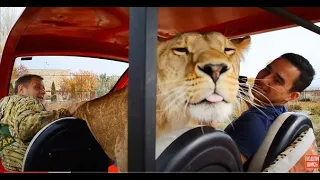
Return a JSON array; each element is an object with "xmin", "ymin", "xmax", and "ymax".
[{"xmin": 157, "ymin": 32, "xmax": 251, "ymax": 124}]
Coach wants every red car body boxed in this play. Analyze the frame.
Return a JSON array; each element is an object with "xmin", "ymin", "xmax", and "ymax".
[{"xmin": 1, "ymin": 7, "xmax": 320, "ymax": 172}]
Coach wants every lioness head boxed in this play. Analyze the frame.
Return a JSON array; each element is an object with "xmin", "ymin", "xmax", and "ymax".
[{"xmin": 156, "ymin": 32, "xmax": 251, "ymax": 130}]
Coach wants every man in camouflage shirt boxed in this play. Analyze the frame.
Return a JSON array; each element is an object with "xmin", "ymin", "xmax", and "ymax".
[{"xmin": 0, "ymin": 74, "xmax": 76, "ymax": 172}]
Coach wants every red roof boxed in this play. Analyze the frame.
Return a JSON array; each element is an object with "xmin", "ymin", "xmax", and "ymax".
[{"xmin": 1, "ymin": 7, "xmax": 320, "ymax": 97}]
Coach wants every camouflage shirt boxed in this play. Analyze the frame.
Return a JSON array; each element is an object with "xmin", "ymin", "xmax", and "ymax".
[{"xmin": 0, "ymin": 95, "xmax": 71, "ymax": 172}]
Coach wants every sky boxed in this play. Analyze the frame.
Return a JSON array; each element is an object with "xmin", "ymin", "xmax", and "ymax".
[
  {"xmin": 5, "ymin": 7, "xmax": 320, "ymax": 89},
  {"xmin": 239, "ymin": 23, "xmax": 320, "ymax": 89},
  {"xmin": 16, "ymin": 56, "xmax": 129, "ymax": 77}
]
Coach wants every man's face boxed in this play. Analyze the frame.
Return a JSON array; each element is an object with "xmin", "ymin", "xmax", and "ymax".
[
  {"xmin": 253, "ymin": 58, "xmax": 301, "ymax": 106},
  {"xmin": 18, "ymin": 77, "xmax": 46, "ymax": 102}
]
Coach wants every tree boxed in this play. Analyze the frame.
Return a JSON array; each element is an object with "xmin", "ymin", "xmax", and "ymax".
[
  {"xmin": 95, "ymin": 74, "xmax": 120, "ymax": 98},
  {"xmin": 11, "ymin": 64, "xmax": 29, "ymax": 82},
  {"xmin": 96, "ymin": 73, "xmax": 107, "ymax": 98},
  {"xmin": 58, "ymin": 70, "xmax": 98, "ymax": 101},
  {"xmin": 70, "ymin": 84, "xmax": 76, "ymax": 100},
  {"xmin": 8, "ymin": 63, "xmax": 29, "ymax": 95},
  {"xmin": 51, "ymin": 81, "xmax": 57, "ymax": 102},
  {"xmin": 0, "ymin": 7, "xmax": 25, "ymax": 58}
]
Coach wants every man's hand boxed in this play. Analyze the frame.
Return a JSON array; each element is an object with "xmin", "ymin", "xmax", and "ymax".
[
  {"xmin": 240, "ymin": 153, "xmax": 248, "ymax": 164},
  {"xmin": 67, "ymin": 101, "xmax": 87, "ymax": 115}
]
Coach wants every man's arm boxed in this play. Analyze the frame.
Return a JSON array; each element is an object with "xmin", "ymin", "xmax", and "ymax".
[
  {"xmin": 10, "ymin": 96, "xmax": 71, "ymax": 142},
  {"xmin": 240, "ymin": 153, "xmax": 248, "ymax": 164},
  {"xmin": 225, "ymin": 113, "xmax": 268, "ymax": 164}
]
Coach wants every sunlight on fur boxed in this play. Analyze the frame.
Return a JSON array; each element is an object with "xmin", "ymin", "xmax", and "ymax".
[{"xmin": 72, "ymin": 32, "xmax": 251, "ymax": 172}]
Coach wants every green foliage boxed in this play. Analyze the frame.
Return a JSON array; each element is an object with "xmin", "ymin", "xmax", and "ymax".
[{"xmin": 95, "ymin": 74, "xmax": 119, "ymax": 98}]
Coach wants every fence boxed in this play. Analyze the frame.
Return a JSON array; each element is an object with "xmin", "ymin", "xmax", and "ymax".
[{"xmin": 298, "ymin": 89, "xmax": 320, "ymax": 102}]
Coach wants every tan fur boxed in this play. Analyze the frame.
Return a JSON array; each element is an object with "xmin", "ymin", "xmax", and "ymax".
[{"xmin": 72, "ymin": 32, "xmax": 251, "ymax": 172}]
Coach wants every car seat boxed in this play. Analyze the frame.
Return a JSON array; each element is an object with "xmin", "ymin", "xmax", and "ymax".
[
  {"xmin": 247, "ymin": 112, "xmax": 317, "ymax": 172},
  {"xmin": 22, "ymin": 117, "xmax": 112, "ymax": 172},
  {"xmin": 23, "ymin": 118, "xmax": 244, "ymax": 172},
  {"xmin": 156, "ymin": 125, "xmax": 243, "ymax": 172}
]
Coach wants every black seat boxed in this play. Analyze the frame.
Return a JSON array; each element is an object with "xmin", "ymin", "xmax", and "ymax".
[
  {"xmin": 248, "ymin": 112, "xmax": 313, "ymax": 172},
  {"xmin": 22, "ymin": 117, "xmax": 112, "ymax": 172},
  {"xmin": 156, "ymin": 126, "xmax": 243, "ymax": 172}
]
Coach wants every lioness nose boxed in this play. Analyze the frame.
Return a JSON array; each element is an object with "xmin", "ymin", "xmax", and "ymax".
[{"xmin": 199, "ymin": 63, "xmax": 229, "ymax": 83}]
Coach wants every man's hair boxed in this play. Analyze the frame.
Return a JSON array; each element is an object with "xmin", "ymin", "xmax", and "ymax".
[
  {"xmin": 14, "ymin": 74, "xmax": 44, "ymax": 94},
  {"xmin": 280, "ymin": 53, "xmax": 316, "ymax": 92}
]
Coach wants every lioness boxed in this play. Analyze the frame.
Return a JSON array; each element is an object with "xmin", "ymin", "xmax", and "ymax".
[{"xmin": 72, "ymin": 32, "xmax": 251, "ymax": 172}]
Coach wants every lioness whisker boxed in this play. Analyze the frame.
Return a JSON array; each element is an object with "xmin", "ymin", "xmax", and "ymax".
[
  {"xmin": 237, "ymin": 92, "xmax": 260, "ymax": 109},
  {"xmin": 237, "ymin": 86, "xmax": 270, "ymax": 114},
  {"xmin": 237, "ymin": 85, "xmax": 263, "ymax": 107},
  {"xmin": 157, "ymin": 79, "xmax": 186, "ymax": 86},
  {"xmin": 237, "ymin": 82, "xmax": 277, "ymax": 111},
  {"xmin": 250, "ymin": 86, "xmax": 276, "ymax": 110},
  {"xmin": 184, "ymin": 97, "xmax": 190, "ymax": 115},
  {"xmin": 157, "ymin": 86, "xmax": 186, "ymax": 97},
  {"xmin": 162, "ymin": 90, "xmax": 188, "ymax": 113},
  {"xmin": 237, "ymin": 86, "xmax": 275, "ymax": 118},
  {"xmin": 237, "ymin": 95, "xmax": 269, "ymax": 118},
  {"xmin": 160, "ymin": 89, "xmax": 184, "ymax": 111}
]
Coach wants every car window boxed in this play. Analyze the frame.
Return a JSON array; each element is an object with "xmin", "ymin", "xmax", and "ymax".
[{"xmin": 9, "ymin": 56, "xmax": 128, "ymax": 111}]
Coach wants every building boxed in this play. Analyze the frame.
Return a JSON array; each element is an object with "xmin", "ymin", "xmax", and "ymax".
[{"xmin": 28, "ymin": 69, "xmax": 71, "ymax": 101}]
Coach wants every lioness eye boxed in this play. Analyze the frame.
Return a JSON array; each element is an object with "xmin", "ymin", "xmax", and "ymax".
[
  {"xmin": 224, "ymin": 48, "xmax": 235, "ymax": 55},
  {"xmin": 173, "ymin": 48, "xmax": 189, "ymax": 55}
]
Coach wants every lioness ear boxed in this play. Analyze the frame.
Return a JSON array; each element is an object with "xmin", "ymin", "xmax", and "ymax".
[
  {"xmin": 158, "ymin": 36, "xmax": 167, "ymax": 43},
  {"xmin": 230, "ymin": 36, "xmax": 251, "ymax": 50},
  {"xmin": 157, "ymin": 36, "xmax": 168, "ymax": 55}
]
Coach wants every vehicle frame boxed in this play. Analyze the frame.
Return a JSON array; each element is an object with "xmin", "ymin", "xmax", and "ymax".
[{"xmin": 1, "ymin": 7, "xmax": 320, "ymax": 172}]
